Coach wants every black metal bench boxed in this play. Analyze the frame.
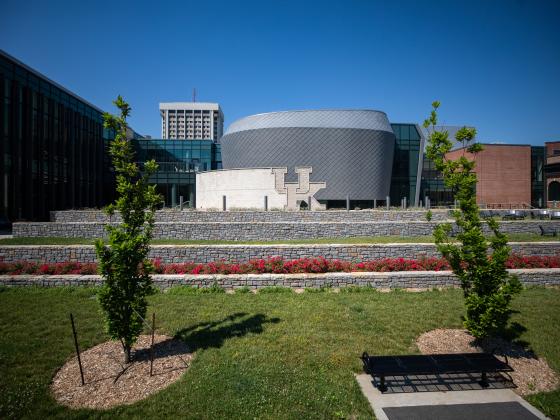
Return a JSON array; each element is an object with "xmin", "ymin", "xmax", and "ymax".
[
  {"xmin": 361, "ymin": 352, "xmax": 513, "ymax": 392},
  {"xmin": 502, "ymin": 210, "xmax": 526, "ymax": 220},
  {"xmin": 532, "ymin": 210, "xmax": 550, "ymax": 220},
  {"xmin": 479, "ymin": 210, "xmax": 493, "ymax": 219},
  {"xmin": 539, "ymin": 225, "xmax": 558, "ymax": 236}
]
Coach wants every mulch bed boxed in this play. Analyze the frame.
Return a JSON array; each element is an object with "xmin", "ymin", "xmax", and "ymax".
[
  {"xmin": 51, "ymin": 334, "xmax": 192, "ymax": 409},
  {"xmin": 416, "ymin": 329, "xmax": 558, "ymax": 396}
]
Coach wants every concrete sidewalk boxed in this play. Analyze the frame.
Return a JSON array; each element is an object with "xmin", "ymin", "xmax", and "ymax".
[{"xmin": 356, "ymin": 374, "xmax": 548, "ymax": 420}]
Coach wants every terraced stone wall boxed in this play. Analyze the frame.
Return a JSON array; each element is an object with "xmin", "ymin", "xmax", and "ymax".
[
  {"xmin": 50, "ymin": 209, "xmax": 450, "ymax": 223},
  {"xmin": 12, "ymin": 220, "xmax": 560, "ymax": 240},
  {"xmin": 1, "ymin": 268, "xmax": 558, "ymax": 290},
  {"xmin": 2, "ymin": 242, "xmax": 559, "ymax": 264},
  {"xmin": 49, "ymin": 209, "xmax": 544, "ymax": 223}
]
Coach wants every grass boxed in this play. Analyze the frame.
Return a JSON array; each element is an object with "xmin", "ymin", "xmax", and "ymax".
[
  {"xmin": 0, "ymin": 287, "xmax": 558, "ymax": 419},
  {"xmin": 0, "ymin": 237, "xmax": 98, "ymax": 245},
  {"xmin": 0, "ymin": 233, "xmax": 558, "ymax": 246}
]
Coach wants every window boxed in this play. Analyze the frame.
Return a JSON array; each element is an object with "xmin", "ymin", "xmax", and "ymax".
[{"xmin": 549, "ymin": 181, "xmax": 560, "ymax": 201}]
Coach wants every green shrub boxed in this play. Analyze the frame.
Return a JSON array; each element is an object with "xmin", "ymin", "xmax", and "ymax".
[
  {"xmin": 95, "ymin": 96, "xmax": 162, "ymax": 363},
  {"xmin": 339, "ymin": 286, "xmax": 378, "ymax": 293},
  {"xmin": 424, "ymin": 101, "xmax": 521, "ymax": 339},
  {"xmin": 198, "ymin": 283, "xmax": 226, "ymax": 294},
  {"xmin": 258, "ymin": 286, "xmax": 293, "ymax": 294},
  {"xmin": 426, "ymin": 210, "xmax": 433, "ymax": 221},
  {"xmin": 304, "ymin": 287, "xmax": 332, "ymax": 293}
]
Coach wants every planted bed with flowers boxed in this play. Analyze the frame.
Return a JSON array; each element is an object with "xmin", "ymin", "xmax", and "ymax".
[{"xmin": 1, "ymin": 255, "xmax": 559, "ymax": 276}]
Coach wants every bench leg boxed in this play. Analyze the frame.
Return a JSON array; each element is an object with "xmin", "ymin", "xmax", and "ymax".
[
  {"xmin": 479, "ymin": 372, "xmax": 489, "ymax": 388},
  {"xmin": 379, "ymin": 376, "xmax": 387, "ymax": 392}
]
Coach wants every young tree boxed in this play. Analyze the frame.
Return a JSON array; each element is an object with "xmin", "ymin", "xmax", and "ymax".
[
  {"xmin": 424, "ymin": 101, "xmax": 522, "ymax": 339},
  {"xmin": 95, "ymin": 96, "xmax": 162, "ymax": 363}
]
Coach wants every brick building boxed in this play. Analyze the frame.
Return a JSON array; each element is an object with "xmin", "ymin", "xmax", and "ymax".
[{"xmin": 446, "ymin": 144, "xmax": 546, "ymax": 208}]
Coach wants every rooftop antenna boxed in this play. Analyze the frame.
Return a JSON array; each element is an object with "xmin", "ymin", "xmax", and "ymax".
[{"xmin": 192, "ymin": 88, "xmax": 196, "ymax": 103}]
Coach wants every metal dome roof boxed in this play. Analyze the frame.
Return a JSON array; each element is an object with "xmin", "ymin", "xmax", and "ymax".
[{"xmin": 225, "ymin": 109, "xmax": 393, "ymax": 135}]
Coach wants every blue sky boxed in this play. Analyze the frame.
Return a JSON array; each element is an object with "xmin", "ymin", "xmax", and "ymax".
[{"xmin": 1, "ymin": 0, "xmax": 559, "ymax": 143}]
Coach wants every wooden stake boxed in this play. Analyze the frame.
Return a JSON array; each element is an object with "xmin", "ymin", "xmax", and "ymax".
[
  {"xmin": 70, "ymin": 313, "xmax": 85, "ymax": 386},
  {"xmin": 150, "ymin": 313, "xmax": 156, "ymax": 376}
]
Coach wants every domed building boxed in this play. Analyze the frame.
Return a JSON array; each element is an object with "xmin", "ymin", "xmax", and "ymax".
[{"xmin": 201, "ymin": 110, "xmax": 404, "ymax": 210}]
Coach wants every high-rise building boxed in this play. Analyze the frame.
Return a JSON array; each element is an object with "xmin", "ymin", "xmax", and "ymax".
[{"xmin": 159, "ymin": 102, "xmax": 224, "ymax": 141}]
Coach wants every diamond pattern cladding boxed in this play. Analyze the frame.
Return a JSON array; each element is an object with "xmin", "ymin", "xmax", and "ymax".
[{"xmin": 221, "ymin": 126, "xmax": 395, "ymax": 200}]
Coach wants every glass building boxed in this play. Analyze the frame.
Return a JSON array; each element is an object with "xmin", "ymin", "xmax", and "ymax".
[
  {"xmin": 389, "ymin": 123, "xmax": 423, "ymax": 206},
  {"xmin": 0, "ymin": 49, "xmax": 114, "ymax": 221},
  {"xmin": 531, "ymin": 146, "xmax": 546, "ymax": 208},
  {"xmin": 420, "ymin": 156, "xmax": 454, "ymax": 206},
  {"xmin": 132, "ymin": 139, "xmax": 221, "ymax": 207}
]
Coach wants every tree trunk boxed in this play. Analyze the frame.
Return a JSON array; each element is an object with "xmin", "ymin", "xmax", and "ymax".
[
  {"xmin": 120, "ymin": 338, "xmax": 132, "ymax": 364},
  {"xmin": 124, "ymin": 345, "xmax": 132, "ymax": 364}
]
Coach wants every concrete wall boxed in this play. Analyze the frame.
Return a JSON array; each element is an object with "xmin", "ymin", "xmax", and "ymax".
[
  {"xmin": 1, "ymin": 269, "xmax": 558, "ymax": 290},
  {"xmin": 2, "ymin": 242, "xmax": 559, "ymax": 264},
  {"xmin": 12, "ymin": 220, "xmax": 560, "ymax": 240},
  {"xmin": 196, "ymin": 168, "xmax": 286, "ymax": 210}
]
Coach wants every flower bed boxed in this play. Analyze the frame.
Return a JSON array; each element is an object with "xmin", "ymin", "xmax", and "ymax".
[
  {"xmin": 0, "ymin": 261, "xmax": 98, "ymax": 275},
  {"xmin": 1, "ymin": 255, "xmax": 560, "ymax": 276}
]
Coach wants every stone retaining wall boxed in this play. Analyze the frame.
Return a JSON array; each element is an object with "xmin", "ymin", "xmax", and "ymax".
[
  {"xmin": 2, "ymin": 242, "xmax": 559, "ymax": 264},
  {"xmin": 49, "ymin": 209, "xmax": 541, "ymax": 223},
  {"xmin": 50, "ymin": 209, "xmax": 450, "ymax": 223},
  {"xmin": 1, "ymin": 269, "xmax": 558, "ymax": 290},
  {"xmin": 12, "ymin": 220, "xmax": 560, "ymax": 240}
]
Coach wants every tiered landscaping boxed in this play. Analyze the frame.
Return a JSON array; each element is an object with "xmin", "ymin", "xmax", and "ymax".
[{"xmin": 2, "ymin": 207, "xmax": 559, "ymax": 417}]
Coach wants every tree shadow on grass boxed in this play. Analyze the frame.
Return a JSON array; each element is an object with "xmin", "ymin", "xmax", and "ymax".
[
  {"xmin": 465, "ymin": 314, "xmax": 535, "ymax": 360},
  {"xmin": 174, "ymin": 312, "xmax": 281, "ymax": 352},
  {"xmin": 133, "ymin": 336, "xmax": 193, "ymax": 363},
  {"xmin": 501, "ymin": 320, "xmax": 529, "ymax": 346},
  {"xmin": 483, "ymin": 320, "xmax": 535, "ymax": 359},
  {"xmin": 176, "ymin": 312, "xmax": 248, "ymax": 336}
]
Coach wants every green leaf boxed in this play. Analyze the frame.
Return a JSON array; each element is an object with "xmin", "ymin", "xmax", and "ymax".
[
  {"xmin": 424, "ymin": 101, "xmax": 520, "ymax": 339},
  {"xmin": 95, "ymin": 97, "xmax": 162, "ymax": 361}
]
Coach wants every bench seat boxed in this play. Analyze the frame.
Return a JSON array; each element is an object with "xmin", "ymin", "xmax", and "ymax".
[{"xmin": 361, "ymin": 352, "xmax": 512, "ymax": 392}]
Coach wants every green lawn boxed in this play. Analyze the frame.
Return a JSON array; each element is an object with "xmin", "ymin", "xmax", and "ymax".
[
  {"xmin": 0, "ymin": 233, "xmax": 558, "ymax": 245},
  {"xmin": 0, "ymin": 287, "xmax": 559, "ymax": 419}
]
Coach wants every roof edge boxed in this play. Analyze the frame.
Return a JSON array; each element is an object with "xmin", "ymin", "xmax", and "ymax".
[{"xmin": 0, "ymin": 48, "xmax": 104, "ymax": 114}]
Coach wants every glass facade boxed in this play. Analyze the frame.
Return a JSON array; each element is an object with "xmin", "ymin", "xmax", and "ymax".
[
  {"xmin": 132, "ymin": 139, "xmax": 221, "ymax": 207},
  {"xmin": 0, "ymin": 50, "xmax": 112, "ymax": 221},
  {"xmin": 419, "ymin": 155, "xmax": 454, "ymax": 206},
  {"xmin": 389, "ymin": 123, "xmax": 422, "ymax": 206},
  {"xmin": 531, "ymin": 146, "xmax": 545, "ymax": 208}
]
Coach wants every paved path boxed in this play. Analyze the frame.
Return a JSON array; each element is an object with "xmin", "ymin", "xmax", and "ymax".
[{"xmin": 356, "ymin": 374, "xmax": 548, "ymax": 420}]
